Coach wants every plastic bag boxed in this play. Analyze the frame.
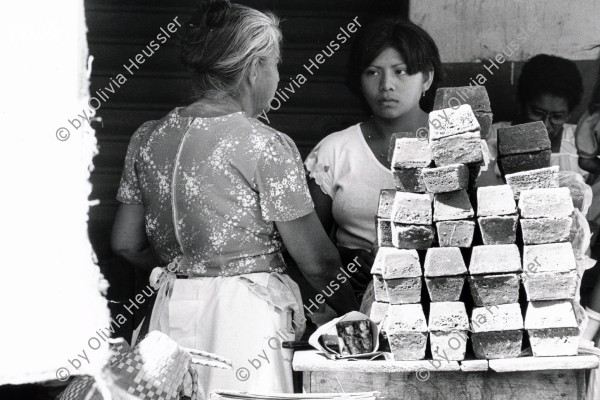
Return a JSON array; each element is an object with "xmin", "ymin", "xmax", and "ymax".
[{"xmin": 559, "ymin": 171, "xmax": 593, "ymax": 216}]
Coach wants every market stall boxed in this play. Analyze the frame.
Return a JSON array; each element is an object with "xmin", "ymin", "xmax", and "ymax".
[
  {"xmin": 293, "ymin": 86, "xmax": 600, "ymax": 399},
  {"xmin": 294, "ymin": 350, "xmax": 597, "ymax": 399}
]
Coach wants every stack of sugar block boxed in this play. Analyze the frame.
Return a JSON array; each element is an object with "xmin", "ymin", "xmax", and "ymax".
[
  {"xmin": 429, "ymin": 301, "xmax": 469, "ymax": 360},
  {"xmin": 391, "ymin": 191, "xmax": 434, "ymax": 250},
  {"xmin": 391, "ymin": 134, "xmax": 429, "ymax": 193},
  {"xmin": 476, "ymin": 185, "xmax": 518, "ymax": 245},
  {"xmin": 467, "ymin": 246, "xmax": 524, "ymax": 358},
  {"xmin": 471, "ymin": 303, "xmax": 524, "ymax": 359},
  {"xmin": 433, "ymin": 86, "xmax": 493, "ymax": 189},
  {"xmin": 468, "ymin": 244, "xmax": 522, "ymax": 307},
  {"xmin": 428, "ymin": 104, "xmax": 483, "ymax": 169},
  {"xmin": 371, "ymin": 248, "xmax": 422, "ymax": 305},
  {"xmin": 496, "ymin": 119, "xmax": 581, "ymax": 357},
  {"xmin": 371, "ymin": 85, "xmax": 585, "ymax": 363},
  {"xmin": 376, "ymin": 192, "xmax": 431, "ymax": 359},
  {"xmin": 384, "ymin": 304, "xmax": 428, "ymax": 360},
  {"xmin": 524, "ymin": 300, "xmax": 579, "ymax": 356},
  {"xmin": 496, "ymin": 121, "xmax": 551, "ymax": 176},
  {"xmin": 433, "ymin": 86, "xmax": 493, "ymax": 140},
  {"xmin": 376, "ymin": 189, "xmax": 395, "ymax": 248},
  {"xmin": 497, "ymin": 122, "xmax": 559, "ymax": 199},
  {"xmin": 424, "ymin": 248, "xmax": 469, "ymax": 360},
  {"xmin": 390, "ymin": 137, "xmax": 434, "ymax": 249},
  {"xmin": 518, "ymin": 188, "xmax": 580, "ymax": 356},
  {"xmin": 371, "ymin": 88, "xmax": 490, "ymax": 361},
  {"xmin": 424, "ymin": 247, "xmax": 467, "ymax": 302},
  {"xmin": 426, "ymin": 105, "xmax": 479, "ymax": 248}
]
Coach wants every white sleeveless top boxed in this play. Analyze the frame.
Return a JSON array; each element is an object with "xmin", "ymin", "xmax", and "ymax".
[{"xmin": 305, "ymin": 124, "xmax": 395, "ymax": 250}]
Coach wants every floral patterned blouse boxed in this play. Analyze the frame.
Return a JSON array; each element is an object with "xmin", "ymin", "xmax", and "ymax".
[{"xmin": 117, "ymin": 109, "xmax": 314, "ymax": 277}]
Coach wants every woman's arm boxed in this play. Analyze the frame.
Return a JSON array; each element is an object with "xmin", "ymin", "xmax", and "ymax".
[
  {"xmin": 111, "ymin": 204, "xmax": 160, "ymax": 270},
  {"xmin": 276, "ymin": 211, "xmax": 360, "ymax": 315},
  {"xmin": 308, "ymin": 178, "xmax": 335, "ymax": 234},
  {"xmin": 579, "ymin": 157, "xmax": 600, "ymax": 174}
]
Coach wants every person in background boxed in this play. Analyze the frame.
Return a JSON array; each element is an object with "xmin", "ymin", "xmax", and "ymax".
[
  {"xmin": 304, "ymin": 18, "xmax": 442, "ymax": 308},
  {"xmin": 479, "ymin": 54, "xmax": 586, "ymax": 186},
  {"xmin": 111, "ymin": 0, "xmax": 358, "ymax": 396},
  {"xmin": 574, "ymin": 48, "xmax": 600, "ymax": 400},
  {"xmin": 576, "ymin": 50, "xmax": 600, "ymax": 239}
]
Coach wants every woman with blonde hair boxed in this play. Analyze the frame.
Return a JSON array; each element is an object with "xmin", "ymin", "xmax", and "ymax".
[{"xmin": 111, "ymin": 0, "xmax": 358, "ymax": 396}]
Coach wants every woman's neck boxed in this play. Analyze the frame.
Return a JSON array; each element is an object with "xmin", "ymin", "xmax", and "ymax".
[
  {"xmin": 368, "ymin": 107, "xmax": 429, "ymax": 139},
  {"xmin": 179, "ymin": 95, "xmax": 244, "ymax": 118}
]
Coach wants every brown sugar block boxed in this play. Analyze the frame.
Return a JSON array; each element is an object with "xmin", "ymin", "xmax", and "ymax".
[
  {"xmin": 433, "ymin": 190, "xmax": 474, "ymax": 222},
  {"xmin": 424, "ymin": 247, "xmax": 467, "ymax": 277},
  {"xmin": 385, "ymin": 277, "xmax": 422, "ymax": 304},
  {"xmin": 497, "ymin": 121, "xmax": 550, "ymax": 156},
  {"xmin": 387, "ymin": 132, "xmax": 419, "ymax": 163},
  {"xmin": 478, "ymin": 215, "xmax": 518, "ymax": 245},
  {"xmin": 429, "ymin": 302, "xmax": 469, "ymax": 361},
  {"xmin": 373, "ymin": 275, "xmax": 389, "ymax": 303},
  {"xmin": 426, "ymin": 276, "xmax": 465, "ymax": 302},
  {"xmin": 469, "ymin": 244, "xmax": 521, "ymax": 275},
  {"xmin": 430, "ymin": 132, "xmax": 483, "ymax": 166},
  {"xmin": 498, "ymin": 149, "xmax": 552, "ymax": 176},
  {"xmin": 468, "ymin": 274, "xmax": 520, "ymax": 306},
  {"xmin": 385, "ymin": 304, "xmax": 428, "ymax": 360},
  {"xmin": 393, "ymin": 168, "xmax": 426, "ymax": 193},
  {"xmin": 471, "ymin": 330, "xmax": 523, "ymax": 359},
  {"xmin": 391, "ymin": 223, "xmax": 435, "ymax": 250},
  {"xmin": 475, "ymin": 112, "xmax": 493, "ymax": 140},
  {"xmin": 522, "ymin": 242, "xmax": 576, "ymax": 273},
  {"xmin": 336, "ymin": 320, "xmax": 374, "ymax": 355},
  {"xmin": 518, "ymin": 187, "xmax": 574, "ymax": 218},
  {"xmin": 431, "ymin": 330, "xmax": 468, "ymax": 361},
  {"xmin": 428, "ymin": 104, "xmax": 480, "ymax": 140},
  {"xmin": 505, "ymin": 166, "xmax": 559, "ymax": 199},
  {"xmin": 377, "ymin": 218, "xmax": 393, "ymax": 247},
  {"xmin": 520, "ymin": 216, "xmax": 572, "ymax": 245},
  {"xmin": 433, "ymin": 86, "xmax": 491, "ymax": 113},
  {"xmin": 522, "ymin": 270, "xmax": 578, "ymax": 301},
  {"xmin": 378, "ymin": 248, "xmax": 422, "ymax": 279},
  {"xmin": 471, "ymin": 303, "xmax": 523, "ymax": 359},
  {"xmin": 391, "ymin": 138, "xmax": 431, "ymax": 169},
  {"xmin": 391, "ymin": 192, "xmax": 432, "ymax": 225},
  {"xmin": 525, "ymin": 300, "xmax": 580, "ymax": 356},
  {"xmin": 476, "ymin": 185, "xmax": 517, "ymax": 217},
  {"xmin": 369, "ymin": 301, "xmax": 389, "ymax": 325},
  {"xmin": 471, "ymin": 303, "xmax": 523, "ymax": 331},
  {"xmin": 422, "ymin": 164, "xmax": 469, "ymax": 193},
  {"xmin": 436, "ymin": 220, "xmax": 475, "ymax": 247},
  {"xmin": 429, "ymin": 301, "xmax": 469, "ymax": 331},
  {"xmin": 377, "ymin": 189, "xmax": 396, "ymax": 219}
]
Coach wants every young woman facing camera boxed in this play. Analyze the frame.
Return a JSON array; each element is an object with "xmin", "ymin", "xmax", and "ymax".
[{"xmin": 305, "ymin": 18, "xmax": 442, "ymax": 303}]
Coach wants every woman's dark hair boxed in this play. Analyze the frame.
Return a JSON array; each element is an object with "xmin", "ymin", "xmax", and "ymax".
[
  {"xmin": 179, "ymin": 0, "xmax": 281, "ymax": 98},
  {"xmin": 346, "ymin": 18, "xmax": 443, "ymax": 112},
  {"xmin": 589, "ymin": 47, "xmax": 600, "ymax": 114},
  {"xmin": 517, "ymin": 54, "xmax": 583, "ymax": 112}
]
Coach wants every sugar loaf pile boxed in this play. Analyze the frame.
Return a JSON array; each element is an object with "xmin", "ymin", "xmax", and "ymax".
[{"xmin": 371, "ymin": 85, "xmax": 591, "ymax": 362}]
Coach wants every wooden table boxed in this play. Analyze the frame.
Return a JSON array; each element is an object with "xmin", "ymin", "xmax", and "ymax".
[{"xmin": 293, "ymin": 351, "xmax": 599, "ymax": 399}]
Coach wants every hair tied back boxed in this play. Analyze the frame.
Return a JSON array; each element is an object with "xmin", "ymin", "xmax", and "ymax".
[{"xmin": 189, "ymin": 0, "xmax": 232, "ymax": 29}]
